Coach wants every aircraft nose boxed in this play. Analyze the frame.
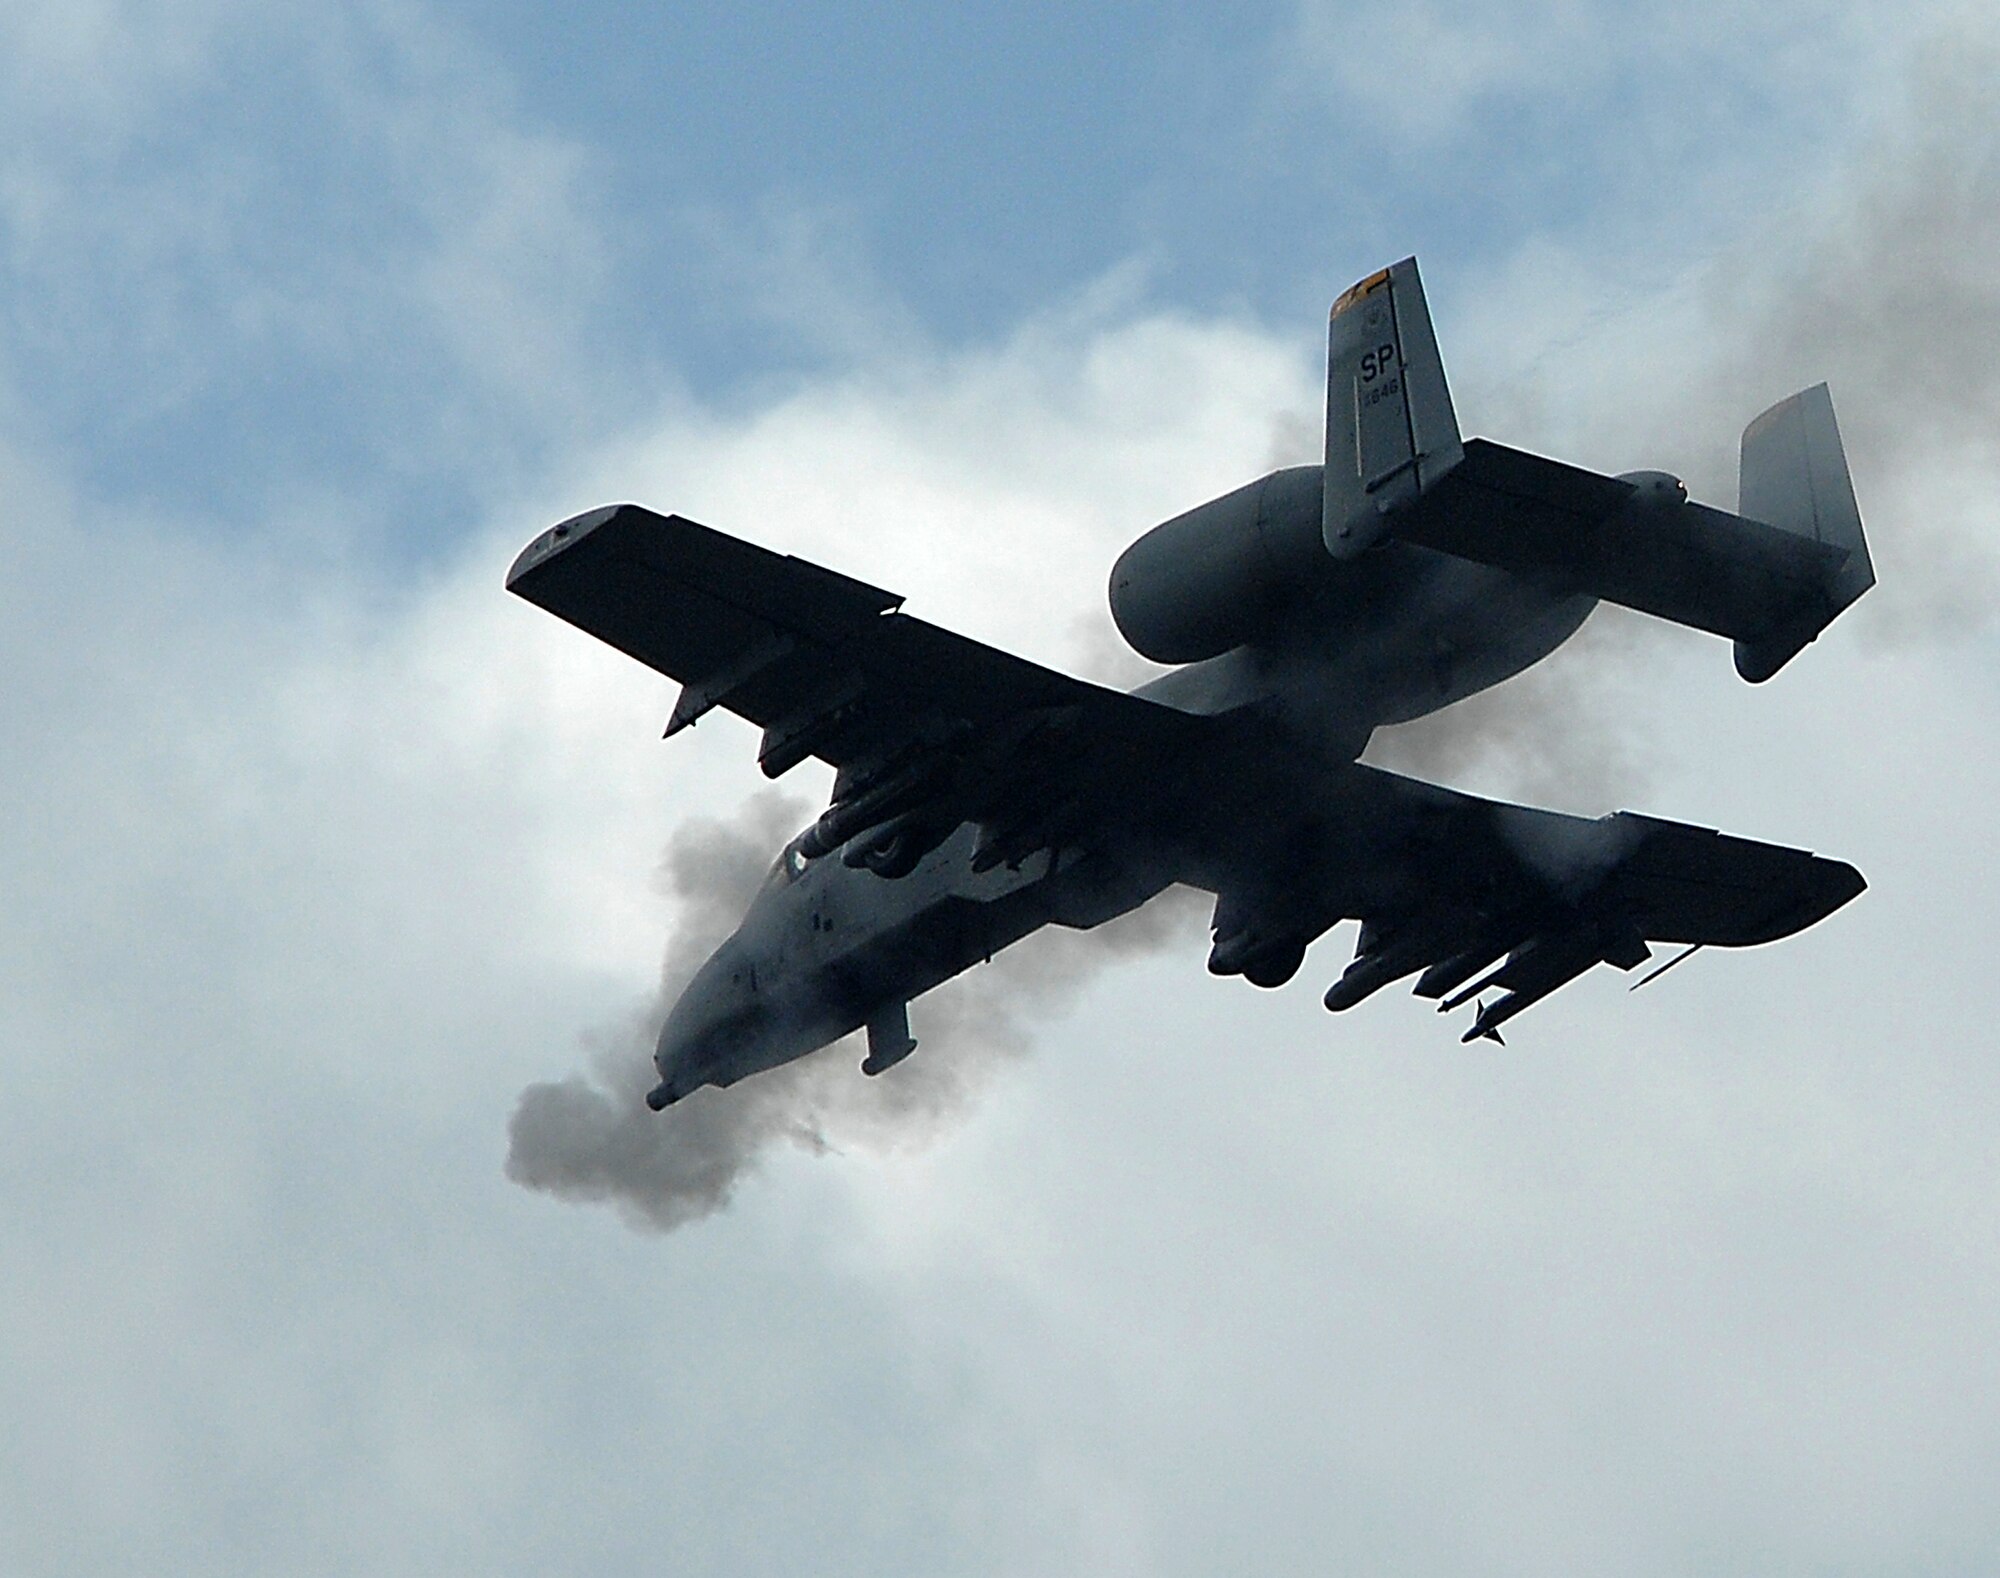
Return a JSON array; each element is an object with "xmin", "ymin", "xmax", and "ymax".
[
  {"xmin": 648, "ymin": 942, "xmax": 759, "ymax": 1108},
  {"xmin": 649, "ymin": 1015, "xmax": 715, "ymax": 1109}
]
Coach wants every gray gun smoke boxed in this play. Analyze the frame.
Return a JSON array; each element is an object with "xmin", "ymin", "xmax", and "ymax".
[{"xmin": 1365, "ymin": 35, "xmax": 2000, "ymax": 796}]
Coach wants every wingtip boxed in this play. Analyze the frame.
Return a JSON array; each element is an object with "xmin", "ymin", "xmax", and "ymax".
[
  {"xmin": 1793, "ymin": 856, "xmax": 1867, "ymax": 934},
  {"xmin": 505, "ymin": 504, "xmax": 631, "ymax": 590},
  {"xmin": 1821, "ymin": 859, "xmax": 1868, "ymax": 920},
  {"xmin": 1734, "ymin": 855, "xmax": 1868, "ymax": 946}
]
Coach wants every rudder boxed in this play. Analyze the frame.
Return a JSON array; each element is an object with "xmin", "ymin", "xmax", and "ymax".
[{"xmin": 1733, "ymin": 384, "xmax": 1874, "ymax": 681}]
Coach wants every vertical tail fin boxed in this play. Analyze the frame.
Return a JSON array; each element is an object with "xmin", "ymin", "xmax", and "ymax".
[
  {"xmin": 1323, "ymin": 257, "xmax": 1463, "ymax": 559},
  {"xmin": 1732, "ymin": 384, "xmax": 1874, "ymax": 681}
]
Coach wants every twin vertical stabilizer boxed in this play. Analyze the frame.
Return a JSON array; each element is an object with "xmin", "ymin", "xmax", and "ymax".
[
  {"xmin": 1322, "ymin": 257, "xmax": 1463, "ymax": 558},
  {"xmin": 1319, "ymin": 256, "xmax": 1875, "ymax": 681},
  {"xmin": 1731, "ymin": 383, "xmax": 1875, "ymax": 680}
]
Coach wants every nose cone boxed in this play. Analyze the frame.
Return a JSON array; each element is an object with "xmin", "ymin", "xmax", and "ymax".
[{"xmin": 648, "ymin": 945, "xmax": 760, "ymax": 1109}]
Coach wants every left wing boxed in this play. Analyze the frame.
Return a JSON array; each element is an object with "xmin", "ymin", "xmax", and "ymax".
[{"xmin": 507, "ymin": 504, "xmax": 1204, "ymax": 875}]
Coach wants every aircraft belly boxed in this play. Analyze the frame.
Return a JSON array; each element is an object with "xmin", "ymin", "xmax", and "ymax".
[
  {"xmin": 819, "ymin": 831, "xmax": 1063, "ymax": 1007},
  {"xmin": 808, "ymin": 827, "xmax": 1162, "ymax": 1036},
  {"xmin": 827, "ymin": 887, "xmax": 1050, "ymax": 1008},
  {"xmin": 1362, "ymin": 558, "xmax": 1595, "ymax": 726},
  {"xmin": 1136, "ymin": 550, "xmax": 1596, "ymax": 742}
]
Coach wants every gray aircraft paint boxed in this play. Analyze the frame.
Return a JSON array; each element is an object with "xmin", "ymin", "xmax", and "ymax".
[{"xmin": 507, "ymin": 257, "xmax": 1874, "ymax": 1109}]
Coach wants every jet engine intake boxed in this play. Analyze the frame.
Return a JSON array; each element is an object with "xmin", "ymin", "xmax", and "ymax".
[{"xmin": 843, "ymin": 814, "xmax": 957, "ymax": 878}]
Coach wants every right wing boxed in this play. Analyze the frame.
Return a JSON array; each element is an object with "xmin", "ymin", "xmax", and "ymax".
[
  {"xmin": 507, "ymin": 504, "xmax": 1205, "ymax": 875},
  {"xmin": 1192, "ymin": 758, "xmax": 1865, "ymax": 1043}
]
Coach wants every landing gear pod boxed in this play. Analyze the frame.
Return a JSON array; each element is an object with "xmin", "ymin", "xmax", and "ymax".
[{"xmin": 861, "ymin": 1003, "xmax": 917, "ymax": 1076}]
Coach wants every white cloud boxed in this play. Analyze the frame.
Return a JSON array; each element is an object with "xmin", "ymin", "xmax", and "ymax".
[
  {"xmin": 0, "ymin": 0, "xmax": 612, "ymax": 523},
  {"xmin": 5, "ymin": 4, "xmax": 2000, "ymax": 1574},
  {"xmin": 10, "ymin": 234, "xmax": 1997, "ymax": 1566},
  {"xmin": 1287, "ymin": 0, "xmax": 1897, "ymax": 145},
  {"xmin": 0, "ymin": 263, "xmax": 1332, "ymax": 1570}
]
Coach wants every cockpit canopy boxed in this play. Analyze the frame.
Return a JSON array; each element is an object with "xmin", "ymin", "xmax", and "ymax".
[{"xmin": 764, "ymin": 830, "xmax": 818, "ymax": 891}]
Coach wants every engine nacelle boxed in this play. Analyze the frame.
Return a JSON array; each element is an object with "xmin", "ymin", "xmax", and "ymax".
[{"xmin": 1108, "ymin": 465, "xmax": 1328, "ymax": 664}]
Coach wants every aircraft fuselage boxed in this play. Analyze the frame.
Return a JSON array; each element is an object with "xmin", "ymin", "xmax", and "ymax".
[{"xmin": 650, "ymin": 538, "xmax": 1595, "ymax": 1106}]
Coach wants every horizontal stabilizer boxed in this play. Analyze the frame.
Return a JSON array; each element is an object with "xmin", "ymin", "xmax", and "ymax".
[
  {"xmin": 1316, "ymin": 262, "xmax": 1873, "ymax": 681},
  {"xmin": 1389, "ymin": 439, "xmax": 1851, "ymax": 653}
]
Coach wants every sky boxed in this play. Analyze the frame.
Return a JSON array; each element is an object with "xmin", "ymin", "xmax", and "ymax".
[{"xmin": 3, "ymin": 1, "xmax": 1998, "ymax": 1572}]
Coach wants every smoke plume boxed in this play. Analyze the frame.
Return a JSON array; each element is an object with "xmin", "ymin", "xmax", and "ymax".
[
  {"xmin": 505, "ymin": 789, "xmax": 1204, "ymax": 1232},
  {"xmin": 1376, "ymin": 33, "xmax": 2000, "ymax": 803},
  {"xmin": 1715, "ymin": 33, "xmax": 2000, "ymax": 646}
]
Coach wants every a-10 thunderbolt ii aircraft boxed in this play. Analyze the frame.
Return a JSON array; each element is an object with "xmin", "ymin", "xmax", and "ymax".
[{"xmin": 509, "ymin": 258, "xmax": 1872, "ymax": 1110}]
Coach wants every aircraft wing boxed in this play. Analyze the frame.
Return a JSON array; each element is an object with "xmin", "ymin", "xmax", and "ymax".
[
  {"xmin": 1190, "ymin": 757, "xmax": 1865, "ymax": 1042},
  {"xmin": 507, "ymin": 503, "xmax": 1202, "ymax": 872}
]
